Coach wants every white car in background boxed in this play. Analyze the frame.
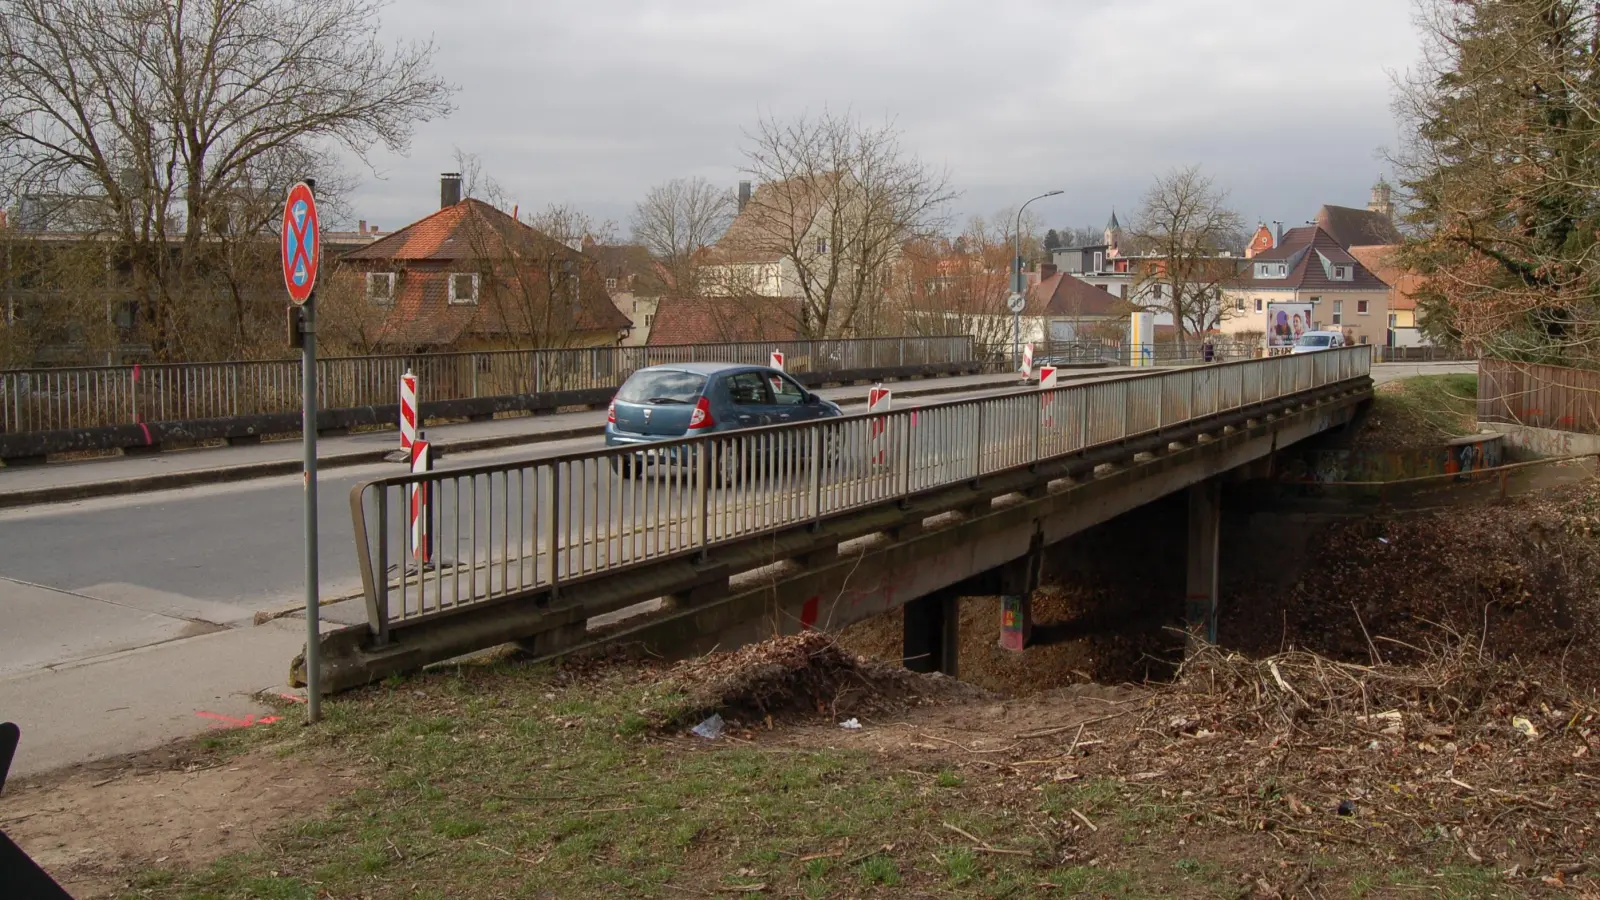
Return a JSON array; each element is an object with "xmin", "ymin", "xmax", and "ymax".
[{"xmin": 1291, "ymin": 330, "xmax": 1346, "ymax": 354}]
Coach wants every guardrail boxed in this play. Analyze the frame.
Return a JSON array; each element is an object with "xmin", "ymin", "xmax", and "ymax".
[
  {"xmin": 0, "ymin": 336, "xmax": 972, "ymax": 435},
  {"xmin": 1479, "ymin": 357, "xmax": 1600, "ymax": 435},
  {"xmin": 348, "ymin": 347, "xmax": 1372, "ymax": 642}
]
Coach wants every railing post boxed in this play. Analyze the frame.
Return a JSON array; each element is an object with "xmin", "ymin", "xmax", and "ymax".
[
  {"xmin": 899, "ymin": 338, "xmax": 906, "ymax": 366},
  {"xmin": 471, "ymin": 354, "xmax": 480, "ymax": 398},
  {"xmin": 808, "ymin": 427, "xmax": 822, "ymax": 523},
  {"xmin": 696, "ymin": 441, "xmax": 711, "ymax": 555},
  {"xmin": 546, "ymin": 462, "xmax": 561, "ymax": 594},
  {"xmin": 373, "ymin": 487, "xmax": 390, "ymax": 645},
  {"xmin": 972, "ymin": 403, "xmax": 984, "ymax": 479}
]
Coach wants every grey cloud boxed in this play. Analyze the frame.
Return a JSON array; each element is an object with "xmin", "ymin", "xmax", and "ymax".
[{"xmin": 340, "ymin": 0, "xmax": 1417, "ymax": 236}]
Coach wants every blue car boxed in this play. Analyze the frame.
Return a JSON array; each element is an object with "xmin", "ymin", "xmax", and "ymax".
[{"xmin": 605, "ymin": 362, "xmax": 843, "ymax": 472}]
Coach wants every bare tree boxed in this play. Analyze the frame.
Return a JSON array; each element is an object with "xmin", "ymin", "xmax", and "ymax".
[
  {"xmin": 631, "ymin": 177, "xmax": 733, "ymax": 296},
  {"xmin": 1131, "ymin": 166, "xmax": 1244, "ymax": 352},
  {"xmin": 894, "ymin": 216, "xmax": 1015, "ymax": 364},
  {"xmin": 723, "ymin": 110, "xmax": 956, "ymax": 339},
  {"xmin": 0, "ymin": 0, "xmax": 454, "ymax": 360}
]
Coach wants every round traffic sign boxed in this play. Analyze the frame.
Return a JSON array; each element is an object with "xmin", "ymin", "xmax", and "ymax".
[
  {"xmin": 281, "ymin": 182, "xmax": 321, "ymax": 305},
  {"xmin": 1007, "ymin": 292, "xmax": 1026, "ymax": 314}
]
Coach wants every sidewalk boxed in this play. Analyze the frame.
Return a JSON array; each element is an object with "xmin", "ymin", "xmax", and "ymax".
[
  {"xmin": 0, "ymin": 370, "xmax": 1053, "ymax": 509},
  {"xmin": 0, "ymin": 617, "xmax": 309, "ymax": 779}
]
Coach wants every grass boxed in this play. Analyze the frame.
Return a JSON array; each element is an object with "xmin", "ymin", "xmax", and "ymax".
[
  {"xmin": 1363, "ymin": 373, "xmax": 1480, "ymax": 449},
  {"xmin": 116, "ymin": 658, "xmax": 1514, "ymax": 899}
]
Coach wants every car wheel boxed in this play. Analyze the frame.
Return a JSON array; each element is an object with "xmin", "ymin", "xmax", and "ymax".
[{"xmin": 610, "ymin": 455, "xmax": 632, "ymax": 478}]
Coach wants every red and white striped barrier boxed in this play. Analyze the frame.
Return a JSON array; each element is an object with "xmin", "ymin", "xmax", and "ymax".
[
  {"xmin": 1039, "ymin": 364, "xmax": 1059, "ymax": 429},
  {"xmin": 410, "ymin": 433, "xmax": 431, "ymax": 564},
  {"xmin": 1020, "ymin": 343, "xmax": 1034, "ymax": 379},
  {"xmin": 868, "ymin": 384, "xmax": 891, "ymax": 466},
  {"xmin": 399, "ymin": 369, "xmax": 418, "ymax": 452},
  {"xmin": 770, "ymin": 349, "xmax": 784, "ymax": 371}
]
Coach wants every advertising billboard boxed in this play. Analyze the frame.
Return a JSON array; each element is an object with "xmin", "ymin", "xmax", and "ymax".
[{"xmin": 1266, "ymin": 302, "xmax": 1314, "ymax": 350}]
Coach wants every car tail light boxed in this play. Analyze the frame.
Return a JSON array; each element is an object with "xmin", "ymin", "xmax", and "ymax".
[
  {"xmin": 688, "ymin": 396, "xmax": 714, "ymax": 430},
  {"xmin": 606, "ymin": 400, "xmax": 616, "ymax": 423}
]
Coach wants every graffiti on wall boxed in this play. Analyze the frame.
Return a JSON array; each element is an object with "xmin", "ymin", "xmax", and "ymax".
[{"xmin": 1279, "ymin": 434, "xmax": 1505, "ymax": 484}]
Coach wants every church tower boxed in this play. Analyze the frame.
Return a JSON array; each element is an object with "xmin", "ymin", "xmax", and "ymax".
[
  {"xmin": 1104, "ymin": 210, "xmax": 1123, "ymax": 257},
  {"xmin": 1368, "ymin": 178, "xmax": 1394, "ymax": 221}
]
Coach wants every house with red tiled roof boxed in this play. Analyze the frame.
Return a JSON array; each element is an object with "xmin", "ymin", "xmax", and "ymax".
[
  {"xmin": 335, "ymin": 175, "xmax": 630, "ymax": 352},
  {"xmin": 1027, "ymin": 265, "xmax": 1131, "ymax": 342},
  {"xmin": 1348, "ymin": 244, "xmax": 1430, "ymax": 347},
  {"xmin": 1220, "ymin": 225, "xmax": 1391, "ymax": 349},
  {"xmin": 646, "ymin": 296, "xmax": 802, "ymax": 346}
]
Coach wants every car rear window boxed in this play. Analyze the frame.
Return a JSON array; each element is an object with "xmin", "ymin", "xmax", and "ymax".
[
  {"xmin": 1298, "ymin": 335, "xmax": 1332, "ymax": 347},
  {"xmin": 616, "ymin": 369, "xmax": 708, "ymax": 405}
]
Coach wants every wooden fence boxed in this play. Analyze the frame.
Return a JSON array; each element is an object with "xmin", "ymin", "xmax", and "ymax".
[{"xmin": 1478, "ymin": 358, "xmax": 1600, "ymax": 435}]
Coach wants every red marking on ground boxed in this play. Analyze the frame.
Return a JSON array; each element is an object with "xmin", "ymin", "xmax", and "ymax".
[
  {"xmin": 196, "ymin": 711, "xmax": 282, "ymax": 729},
  {"xmin": 799, "ymin": 596, "xmax": 820, "ymax": 630}
]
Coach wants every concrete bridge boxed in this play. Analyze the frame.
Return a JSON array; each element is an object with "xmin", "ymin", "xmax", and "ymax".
[{"xmin": 310, "ymin": 348, "xmax": 1374, "ymax": 690}]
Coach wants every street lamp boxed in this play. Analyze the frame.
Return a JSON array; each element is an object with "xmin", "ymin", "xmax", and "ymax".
[{"xmin": 1013, "ymin": 190, "xmax": 1064, "ymax": 369}]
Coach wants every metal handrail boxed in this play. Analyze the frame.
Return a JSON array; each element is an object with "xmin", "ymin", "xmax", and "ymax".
[
  {"xmin": 348, "ymin": 347, "xmax": 1371, "ymax": 640},
  {"xmin": 0, "ymin": 336, "xmax": 972, "ymax": 433}
]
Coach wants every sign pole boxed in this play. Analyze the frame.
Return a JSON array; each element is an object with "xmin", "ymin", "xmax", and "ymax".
[
  {"xmin": 282, "ymin": 177, "xmax": 324, "ymax": 724},
  {"xmin": 302, "ymin": 280, "xmax": 321, "ymax": 723}
]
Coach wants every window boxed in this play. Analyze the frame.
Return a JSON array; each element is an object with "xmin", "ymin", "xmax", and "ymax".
[
  {"xmin": 1357, "ymin": 299, "xmax": 1369, "ymax": 314},
  {"xmin": 768, "ymin": 372, "xmax": 808, "ymax": 406},
  {"xmin": 1334, "ymin": 265, "xmax": 1347, "ymax": 280},
  {"xmin": 1093, "ymin": 251, "xmax": 1103, "ymax": 272},
  {"xmin": 605, "ymin": 277, "xmax": 618, "ymax": 291},
  {"xmin": 816, "ymin": 238, "xmax": 829, "ymax": 255},
  {"xmin": 1255, "ymin": 298, "xmax": 1263, "ymax": 312},
  {"xmin": 645, "ymin": 314, "xmax": 654, "ymax": 328},
  {"xmin": 1331, "ymin": 300, "xmax": 1342, "ymax": 325},
  {"xmin": 1278, "ymin": 265, "xmax": 1286, "ymax": 276},
  {"xmin": 617, "ymin": 370, "xmax": 706, "ymax": 404},
  {"xmin": 1359, "ymin": 334, "xmax": 1368, "ymax": 344},
  {"xmin": 1234, "ymin": 297, "xmax": 1245, "ymax": 311},
  {"xmin": 448, "ymin": 273, "xmax": 479, "ymax": 304},
  {"xmin": 366, "ymin": 272, "xmax": 396, "ymax": 305},
  {"xmin": 725, "ymin": 371, "xmax": 773, "ymax": 406},
  {"xmin": 1152, "ymin": 284, "xmax": 1164, "ymax": 300}
]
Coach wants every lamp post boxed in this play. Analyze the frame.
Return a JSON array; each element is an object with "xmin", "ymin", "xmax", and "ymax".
[{"xmin": 1013, "ymin": 190, "xmax": 1064, "ymax": 369}]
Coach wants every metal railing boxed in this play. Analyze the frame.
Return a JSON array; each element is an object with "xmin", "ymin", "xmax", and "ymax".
[
  {"xmin": 349, "ymin": 347, "xmax": 1371, "ymax": 641},
  {"xmin": 1479, "ymin": 358, "xmax": 1600, "ymax": 435},
  {"xmin": 0, "ymin": 336, "xmax": 972, "ymax": 433}
]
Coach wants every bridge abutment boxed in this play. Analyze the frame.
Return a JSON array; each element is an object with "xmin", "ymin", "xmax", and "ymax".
[
  {"xmin": 902, "ymin": 587, "xmax": 961, "ymax": 677},
  {"xmin": 1185, "ymin": 478, "xmax": 1222, "ymax": 643}
]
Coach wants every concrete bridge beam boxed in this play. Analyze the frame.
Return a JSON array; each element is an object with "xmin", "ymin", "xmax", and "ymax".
[{"xmin": 1185, "ymin": 478, "xmax": 1221, "ymax": 643}]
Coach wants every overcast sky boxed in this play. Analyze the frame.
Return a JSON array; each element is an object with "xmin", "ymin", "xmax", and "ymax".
[{"xmin": 340, "ymin": 0, "xmax": 1420, "ymax": 238}]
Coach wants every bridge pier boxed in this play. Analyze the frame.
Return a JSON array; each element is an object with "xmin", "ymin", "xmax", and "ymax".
[
  {"xmin": 998, "ymin": 534, "xmax": 1043, "ymax": 652},
  {"xmin": 903, "ymin": 587, "xmax": 960, "ymax": 677},
  {"xmin": 1185, "ymin": 479, "xmax": 1221, "ymax": 643}
]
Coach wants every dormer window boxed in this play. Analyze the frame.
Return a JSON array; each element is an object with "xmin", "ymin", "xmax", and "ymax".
[
  {"xmin": 605, "ymin": 277, "xmax": 618, "ymax": 291},
  {"xmin": 1278, "ymin": 264, "xmax": 1286, "ymax": 276},
  {"xmin": 366, "ymin": 272, "xmax": 396, "ymax": 306},
  {"xmin": 1333, "ymin": 265, "xmax": 1348, "ymax": 280},
  {"xmin": 448, "ymin": 272, "xmax": 479, "ymax": 305}
]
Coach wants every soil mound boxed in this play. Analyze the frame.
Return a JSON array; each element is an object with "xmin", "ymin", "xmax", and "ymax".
[{"xmin": 664, "ymin": 631, "xmax": 989, "ymax": 727}]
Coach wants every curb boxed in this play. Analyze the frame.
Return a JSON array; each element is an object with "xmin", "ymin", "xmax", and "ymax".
[{"xmin": 0, "ymin": 376, "xmax": 1038, "ymax": 510}]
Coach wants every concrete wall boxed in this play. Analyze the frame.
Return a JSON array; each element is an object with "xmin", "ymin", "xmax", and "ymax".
[
  {"xmin": 1481, "ymin": 422, "xmax": 1600, "ymax": 461},
  {"xmin": 1280, "ymin": 433, "xmax": 1505, "ymax": 483}
]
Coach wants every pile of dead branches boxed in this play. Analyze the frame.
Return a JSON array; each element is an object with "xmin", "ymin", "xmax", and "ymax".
[
  {"xmin": 664, "ymin": 631, "xmax": 985, "ymax": 727},
  {"xmin": 1057, "ymin": 639, "xmax": 1600, "ymax": 885}
]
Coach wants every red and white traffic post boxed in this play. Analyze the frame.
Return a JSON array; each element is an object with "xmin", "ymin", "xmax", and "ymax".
[
  {"xmin": 1038, "ymin": 364, "xmax": 1059, "ymax": 429},
  {"xmin": 410, "ymin": 430, "xmax": 432, "ymax": 565},
  {"xmin": 399, "ymin": 369, "xmax": 418, "ymax": 452},
  {"xmin": 1020, "ymin": 343, "xmax": 1034, "ymax": 380},
  {"xmin": 868, "ymin": 384, "xmax": 892, "ymax": 466},
  {"xmin": 281, "ymin": 179, "xmax": 322, "ymax": 721},
  {"xmin": 770, "ymin": 349, "xmax": 785, "ymax": 371}
]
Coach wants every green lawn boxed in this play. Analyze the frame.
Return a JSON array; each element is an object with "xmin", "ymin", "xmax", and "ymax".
[{"xmin": 1360, "ymin": 373, "xmax": 1480, "ymax": 450}]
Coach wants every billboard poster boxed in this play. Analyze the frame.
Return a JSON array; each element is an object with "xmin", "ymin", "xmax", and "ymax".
[{"xmin": 1266, "ymin": 302, "xmax": 1313, "ymax": 350}]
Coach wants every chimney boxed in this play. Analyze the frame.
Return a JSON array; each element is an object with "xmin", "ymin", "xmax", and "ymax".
[
  {"xmin": 370, "ymin": 224, "xmax": 379, "ymax": 234},
  {"xmin": 1040, "ymin": 263, "xmax": 1058, "ymax": 280},
  {"xmin": 357, "ymin": 219, "xmax": 366, "ymax": 234},
  {"xmin": 440, "ymin": 172, "xmax": 462, "ymax": 209},
  {"xmin": 738, "ymin": 181, "xmax": 752, "ymax": 212}
]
